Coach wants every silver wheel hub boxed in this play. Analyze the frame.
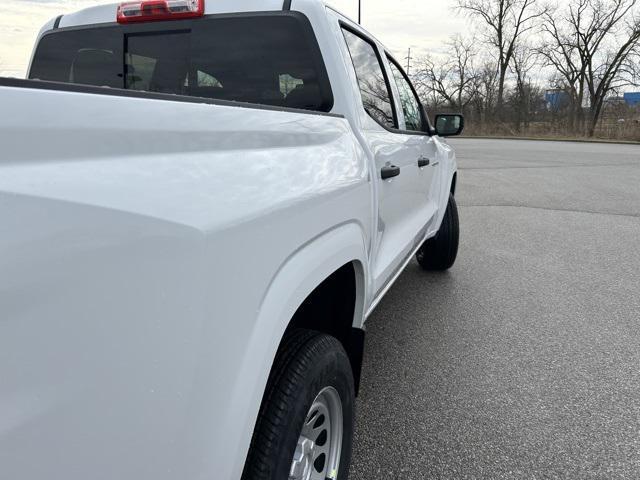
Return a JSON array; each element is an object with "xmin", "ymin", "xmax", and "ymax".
[
  {"xmin": 290, "ymin": 437, "xmax": 315, "ymax": 479},
  {"xmin": 289, "ymin": 386, "xmax": 343, "ymax": 480}
]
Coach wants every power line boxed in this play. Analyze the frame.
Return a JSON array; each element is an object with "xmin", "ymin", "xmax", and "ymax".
[
  {"xmin": 405, "ymin": 47, "xmax": 413, "ymax": 75},
  {"xmin": 358, "ymin": 0, "xmax": 361, "ymax": 24}
]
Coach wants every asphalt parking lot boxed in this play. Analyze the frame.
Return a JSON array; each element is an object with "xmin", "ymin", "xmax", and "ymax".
[{"xmin": 349, "ymin": 139, "xmax": 640, "ymax": 479}]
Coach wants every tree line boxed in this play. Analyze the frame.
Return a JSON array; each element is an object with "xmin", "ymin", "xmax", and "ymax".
[{"xmin": 411, "ymin": 0, "xmax": 640, "ymax": 140}]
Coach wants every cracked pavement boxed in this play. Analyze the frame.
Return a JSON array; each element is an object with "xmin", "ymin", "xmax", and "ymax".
[{"xmin": 349, "ymin": 139, "xmax": 640, "ymax": 480}]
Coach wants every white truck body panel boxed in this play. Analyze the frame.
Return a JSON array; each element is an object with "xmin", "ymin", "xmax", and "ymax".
[
  {"xmin": 1, "ymin": 1, "xmax": 458, "ymax": 478},
  {"xmin": 0, "ymin": 86, "xmax": 371, "ymax": 479}
]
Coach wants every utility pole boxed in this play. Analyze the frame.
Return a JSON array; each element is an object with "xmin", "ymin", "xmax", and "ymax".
[
  {"xmin": 405, "ymin": 47, "xmax": 413, "ymax": 75},
  {"xmin": 358, "ymin": 0, "xmax": 361, "ymax": 24}
]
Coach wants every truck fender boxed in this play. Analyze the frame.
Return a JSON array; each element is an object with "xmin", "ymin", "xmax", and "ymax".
[
  {"xmin": 225, "ymin": 222, "xmax": 368, "ymax": 478},
  {"xmin": 433, "ymin": 144, "xmax": 459, "ymax": 234}
]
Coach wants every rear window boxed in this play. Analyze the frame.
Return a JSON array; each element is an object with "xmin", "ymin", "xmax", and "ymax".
[{"xmin": 29, "ymin": 14, "xmax": 334, "ymax": 112}]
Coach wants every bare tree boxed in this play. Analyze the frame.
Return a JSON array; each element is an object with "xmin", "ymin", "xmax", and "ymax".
[
  {"xmin": 538, "ymin": 9, "xmax": 585, "ymax": 133},
  {"xmin": 469, "ymin": 60, "xmax": 500, "ymax": 131},
  {"xmin": 449, "ymin": 35, "xmax": 480, "ymax": 109},
  {"xmin": 413, "ymin": 56, "xmax": 456, "ymax": 108},
  {"xmin": 510, "ymin": 43, "xmax": 539, "ymax": 132},
  {"xmin": 413, "ymin": 35, "xmax": 479, "ymax": 111},
  {"xmin": 540, "ymin": 0, "xmax": 640, "ymax": 136},
  {"xmin": 457, "ymin": 0, "xmax": 547, "ymax": 115},
  {"xmin": 409, "ymin": 0, "xmax": 639, "ymax": 139}
]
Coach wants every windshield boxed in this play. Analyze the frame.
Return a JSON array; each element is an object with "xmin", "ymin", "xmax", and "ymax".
[{"xmin": 29, "ymin": 14, "xmax": 333, "ymax": 112}]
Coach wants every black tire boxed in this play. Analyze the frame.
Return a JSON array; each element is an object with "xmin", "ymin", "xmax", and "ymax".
[
  {"xmin": 242, "ymin": 329, "xmax": 355, "ymax": 480},
  {"xmin": 416, "ymin": 193, "xmax": 459, "ymax": 271}
]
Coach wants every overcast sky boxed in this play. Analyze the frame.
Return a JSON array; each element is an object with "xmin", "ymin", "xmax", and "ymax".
[{"xmin": 0, "ymin": 0, "xmax": 467, "ymax": 77}]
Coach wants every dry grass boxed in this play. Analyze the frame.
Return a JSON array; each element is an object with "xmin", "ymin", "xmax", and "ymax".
[{"xmin": 463, "ymin": 120, "xmax": 640, "ymax": 143}]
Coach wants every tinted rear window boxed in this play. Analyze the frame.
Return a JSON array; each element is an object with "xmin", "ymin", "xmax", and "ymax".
[{"xmin": 29, "ymin": 14, "xmax": 333, "ymax": 112}]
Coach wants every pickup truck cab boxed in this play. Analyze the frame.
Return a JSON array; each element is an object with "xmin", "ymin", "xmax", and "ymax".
[{"xmin": 0, "ymin": 1, "xmax": 463, "ymax": 479}]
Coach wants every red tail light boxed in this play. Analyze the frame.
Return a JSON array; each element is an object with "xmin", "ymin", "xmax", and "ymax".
[{"xmin": 117, "ymin": 0, "xmax": 204, "ymax": 23}]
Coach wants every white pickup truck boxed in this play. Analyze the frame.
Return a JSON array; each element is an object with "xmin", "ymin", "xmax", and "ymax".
[{"xmin": 0, "ymin": 1, "xmax": 463, "ymax": 479}]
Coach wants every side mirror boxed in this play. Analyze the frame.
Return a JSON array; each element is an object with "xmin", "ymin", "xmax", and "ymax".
[{"xmin": 434, "ymin": 114, "xmax": 464, "ymax": 137}]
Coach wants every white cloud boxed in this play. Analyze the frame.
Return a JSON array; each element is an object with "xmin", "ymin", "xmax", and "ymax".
[
  {"xmin": 326, "ymin": 0, "xmax": 468, "ymax": 59},
  {"xmin": 0, "ymin": 0, "xmax": 467, "ymax": 77}
]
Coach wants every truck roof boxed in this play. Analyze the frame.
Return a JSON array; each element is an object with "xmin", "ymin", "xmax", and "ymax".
[{"xmin": 54, "ymin": 0, "xmax": 328, "ymax": 29}]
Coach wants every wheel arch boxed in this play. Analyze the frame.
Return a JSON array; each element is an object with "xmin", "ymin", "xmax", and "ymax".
[
  {"xmin": 286, "ymin": 260, "xmax": 366, "ymax": 394},
  {"xmin": 229, "ymin": 222, "xmax": 368, "ymax": 478}
]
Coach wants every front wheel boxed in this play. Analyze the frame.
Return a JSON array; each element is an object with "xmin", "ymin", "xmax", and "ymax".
[
  {"xmin": 416, "ymin": 193, "xmax": 460, "ymax": 271},
  {"xmin": 242, "ymin": 329, "xmax": 355, "ymax": 480}
]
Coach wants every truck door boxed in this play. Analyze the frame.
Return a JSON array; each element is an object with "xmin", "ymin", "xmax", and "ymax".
[
  {"xmin": 385, "ymin": 56, "xmax": 441, "ymax": 223},
  {"xmin": 341, "ymin": 27, "xmax": 435, "ymax": 298}
]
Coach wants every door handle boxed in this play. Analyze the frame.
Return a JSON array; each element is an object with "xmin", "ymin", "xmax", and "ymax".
[
  {"xmin": 381, "ymin": 165, "xmax": 401, "ymax": 179},
  {"xmin": 418, "ymin": 157, "xmax": 431, "ymax": 168}
]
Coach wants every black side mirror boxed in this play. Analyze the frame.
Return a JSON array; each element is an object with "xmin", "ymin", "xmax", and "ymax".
[{"xmin": 434, "ymin": 114, "xmax": 464, "ymax": 137}]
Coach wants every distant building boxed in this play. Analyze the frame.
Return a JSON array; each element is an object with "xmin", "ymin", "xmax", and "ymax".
[
  {"xmin": 623, "ymin": 92, "xmax": 640, "ymax": 107},
  {"xmin": 545, "ymin": 89, "xmax": 570, "ymax": 111}
]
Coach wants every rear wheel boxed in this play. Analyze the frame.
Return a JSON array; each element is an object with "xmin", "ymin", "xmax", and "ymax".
[
  {"xmin": 416, "ymin": 193, "xmax": 459, "ymax": 271},
  {"xmin": 242, "ymin": 329, "xmax": 355, "ymax": 480}
]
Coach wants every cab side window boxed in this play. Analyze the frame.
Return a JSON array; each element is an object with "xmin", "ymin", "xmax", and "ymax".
[
  {"xmin": 388, "ymin": 59, "xmax": 424, "ymax": 132},
  {"xmin": 342, "ymin": 28, "xmax": 397, "ymax": 129}
]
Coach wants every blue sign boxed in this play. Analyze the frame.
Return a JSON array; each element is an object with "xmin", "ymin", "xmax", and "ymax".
[
  {"xmin": 624, "ymin": 92, "xmax": 640, "ymax": 106},
  {"xmin": 545, "ymin": 90, "xmax": 569, "ymax": 110}
]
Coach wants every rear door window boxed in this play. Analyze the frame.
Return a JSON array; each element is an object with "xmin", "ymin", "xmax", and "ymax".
[
  {"xmin": 341, "ymin": 27, "xmax": 396, "ymax": 129},
  {"xmin": 29, "ymin": 14, "xmax": 333, "ymax": 112}
]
